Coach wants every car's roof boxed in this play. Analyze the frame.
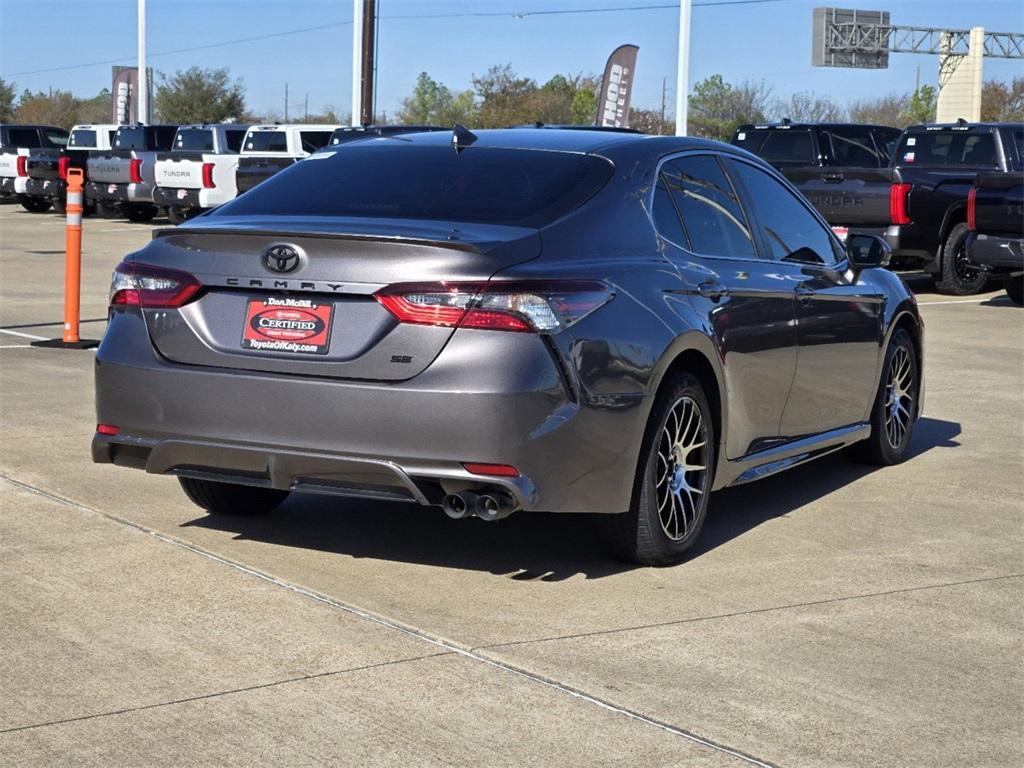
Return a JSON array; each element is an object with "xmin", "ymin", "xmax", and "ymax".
[
  {"xmin": 247, "ymin": 124, "xmax": 341, "ymax": 131},
  {"xmin": 0, "ymin": 124, "xmax": 66, "ymax": 131},
  {"xmin": 375, "ymin": 127, "xmax": 653, "ymax": 153},
  {"xmin": 904, "ymin": 122, "xmax": 1023, "ymax": 131},
  {"xmin": 738, "ymin": 122, "xmax": 899, "ymax": 131},
  {"xmin": 177, "ymin": 123, "xmax": 252, "ymax": 130},
  {"xmin": 70, "ymin": 124, "xmax": 121, "ymax": 130}
]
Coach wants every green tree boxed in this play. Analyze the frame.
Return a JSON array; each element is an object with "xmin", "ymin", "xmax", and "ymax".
[
  {"xmin": 0, "ymin": 78, "xmax": 16, "ymax": 123},
  {"xmin": 901, "ymin": 85, "xmax": 936, "ymax": 125},
  {"xmin": 472, "ymin": 64, "xmax": 537, "ymax": 127},
  {"xmin": 773, "ymin": 91, "xmax": 844, "ymax": 122},
  {"xmin": 154, "ymin": 66, "xmax": 246, "ymax": 124},
  {"xmin": 981, "ymin": 76, "xmax": 1024, "ymax": 122},
  {"xmin": 687, "ymin": 74, "xmax": 771, "ymax": 141},
  {"xmin": 77, "ymin": 88, "xmax": 111, "ymax": 123},
  {"xmin": 397, "ymin": 72, "xmax": 477, "ymax": 126},
  {"xmin": 848, "ymin": 93, "xmax": 906, "ymax": 127},
  {"xmin": 15, "ymin": 89, "xmax": 81, "ymax": 129}
]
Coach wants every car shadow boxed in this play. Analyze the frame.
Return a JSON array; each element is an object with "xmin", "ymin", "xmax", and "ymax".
[{"xmin": 184, "ymin": 417, "xmax": 961, "ymax": 580}]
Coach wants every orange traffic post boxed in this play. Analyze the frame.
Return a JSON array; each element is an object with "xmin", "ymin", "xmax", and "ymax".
[
  {"xmin": 32, "ymin": 166, "xmax": 98, "ymax": 349},
  {"xmin": 63, "ymin": 167, "xmax": 84, "ymax": 344}
]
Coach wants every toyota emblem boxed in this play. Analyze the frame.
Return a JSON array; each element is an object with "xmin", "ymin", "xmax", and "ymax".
[{"xmin": 263, "ymin": 244, "xmax": 302, "ymax": 274}]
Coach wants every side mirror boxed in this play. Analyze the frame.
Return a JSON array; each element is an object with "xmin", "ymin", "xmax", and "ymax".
[{"xmin": 846, "ymin": 233, "xmax": 892, "ymax": 269}]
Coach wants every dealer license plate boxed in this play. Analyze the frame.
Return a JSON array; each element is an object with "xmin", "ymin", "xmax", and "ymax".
[{"xmin": 241, "ymin": 297, "xmax": 333, "ymax": 355}]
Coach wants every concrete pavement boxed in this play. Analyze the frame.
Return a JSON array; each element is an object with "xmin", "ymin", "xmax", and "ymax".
[{"xmin": 1, "ymin": 204, "xmax": 1021, "ymax": 766}]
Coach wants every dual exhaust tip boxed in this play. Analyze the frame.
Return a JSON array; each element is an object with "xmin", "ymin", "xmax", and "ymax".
[{"xmin": 442, "ymin": 490, "xmax": 516, "ymax": 522}]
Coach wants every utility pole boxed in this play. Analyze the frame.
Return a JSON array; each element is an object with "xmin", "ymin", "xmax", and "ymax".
[
  {"xmin": 137, "ymin": 0, "xmax": 147, "ymax": 124},
  {"xmin": 360, "ymin": 0, "xmax": 377, "ymax": 125},
  {"xmin": 285, "ymin": 83, "xmax": 289, "ymax": 121},
  {"xmin": 351, "ymin": 0, "xmax": 363, "ymax": 127},
  {"xmin": 660, "ymin": 77, "xmax": 667, "ymax": 134},
  {"xmin": 675, "ymin": 0, "xmax": 691, "ymax": 136},
  {"xmin": 305, "ymin": 93, "xmax": 309, "ymax": 121}
]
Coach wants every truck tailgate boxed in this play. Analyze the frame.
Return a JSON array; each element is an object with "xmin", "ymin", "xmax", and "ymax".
[
  {"xmin": 87, "ymin": 150, "xmax": 134, "ymax": 183},
  {"xmin": 785, "ymin": 167, "xmax": 894, "ymax": 228},
  {"xmin": 155, "ymin": 151, "xmax": 205, "ymax": 189}
]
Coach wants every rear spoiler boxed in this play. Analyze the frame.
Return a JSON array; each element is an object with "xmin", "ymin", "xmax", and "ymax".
[{"xmin": 151, "ymin": 226, "xmax": 484, "ymax": 254}]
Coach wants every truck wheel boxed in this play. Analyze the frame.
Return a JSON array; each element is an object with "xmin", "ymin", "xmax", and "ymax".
[
  {"xmin": 166, "ymin": 207, "xmax": 191, "ymax": 225},
  {"xmin": 95, "ymin": 201, "xmax": 120, "ymax": 218},
  {"xmin": 1006, "ymin": 276, "xmax": 1023, "ymax": 306},
  {"xmin": 933, "ymin": 223, "xmax": 988, "ymax": 295},
  {"xmin": 19, "ymin": 196, "xmax": 51, "ymax": 213},
  {"xmin": 179, "ymin": 477, "xmax": 289, "ymax": 516},
  {"xmin": 598, "ymin": 372, "xmax": 715, "ymax": 566},
  {"xmin": 52, "ymin": 197, "xmax": 66, "ymax": 215},
  {"xmin": 123, "ymin": 203, "xmax": 158, "ymax": 223},
  {"xmin": 846, "ymin": 329, "xmax": 918, "ymax": 466}
]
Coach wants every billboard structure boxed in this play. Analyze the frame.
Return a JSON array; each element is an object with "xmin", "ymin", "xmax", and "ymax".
[
  {"xmin": 111, "ymin": 66, "xmax": 153, "ymax": 124},
  {"xmin": 595, "ymin": 45, "xmax": 639, "ymax": 129}
]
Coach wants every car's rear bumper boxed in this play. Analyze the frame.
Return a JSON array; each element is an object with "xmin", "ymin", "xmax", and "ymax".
[
  {"xmin": 1, "ymin": 176, "xmax": 28, "ymax": 195},
  {"xmin": 85, "ymin": 181, "xmax": 155, "ymax": 204},
  {"xmin": 93, "ymin": 310, "xmax": 647, "ymax": 514},
  {"xmin": 25, "ymin": 178, "xmax": 65, "ymax": 198},
  {"xmin": 966, "ymin": 233, "xmax": 1024, "ymax": 273},
  {"xmin": 153, "ymin": 186, "xmax": 202, "ymax": 209},
  {"xmin": 885, "ymin": 225, "xmax": 936, "ymax": 268}
]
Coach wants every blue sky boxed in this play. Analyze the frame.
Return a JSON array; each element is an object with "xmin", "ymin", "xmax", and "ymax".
[{"xmin": 2, "ymin": 0, "xmax": 1022, "ymax": 119}]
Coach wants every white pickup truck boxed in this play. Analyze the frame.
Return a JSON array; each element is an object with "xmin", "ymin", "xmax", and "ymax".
[
  {"xmin": 235, "ymin": 124, "xmax": 338, "ymax": 194},
  {"xmin": 152, "ymin": 123, "xmax": 251, "ymax": 223},
  {"xmin": 0, "ymin": 124, "xmax": 69, "ymax": 211},
  {"xmin": 85, "ymin": 124, "xmax": 178, "ymax": 221}
]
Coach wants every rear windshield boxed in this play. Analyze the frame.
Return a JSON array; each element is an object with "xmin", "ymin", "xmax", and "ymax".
[
  {"xmin": 895, "ymin": 130, "xmax": 998, "ymax": 168},
  {"xmin": 69, "ymin": 129, "xmax": 97, "ymax": 148},
  {"xmin": 733, "ymin": 128, "xmax": 815, "ymax": 165},
  {"xmin": 212, "ymin": 144, "xmax": 613, "ymax": 228},
  {"xmin": 114, "ymin": 126, "xmax": 177, "ymax": 150},
  {"xmin": 174, "ymin": 128, "xmax": 214, "ymax": 151},
  {"xmin": 244, "ymin": 131, "xmax": 288, "ymax": 153}
]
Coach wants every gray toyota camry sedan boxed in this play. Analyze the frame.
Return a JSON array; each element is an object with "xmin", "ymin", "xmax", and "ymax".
[{"xmin": 93, "ymin": 127, "xmax": 923, "ymax": 565}]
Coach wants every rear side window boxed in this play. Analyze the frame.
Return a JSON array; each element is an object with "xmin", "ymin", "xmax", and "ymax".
[
  {"xmin": 1005, "ymin": 127, "xmax": 1023, "ymax": 162},
  {"xmin": 825, "ymin": 127, "xmax": 885, "ymax": 167},
  {"xmin": 174, "ymin": 128, "xmax": 214, "ymax": 151},
  {"xmin": 896, "ymin": 131, "xmax": 998, "ymax": 168},
  {"xmin": 734, "ymin": 128, "xmax": 814, "ymax": 165},
  {"xmin": 8, "ymin": 128, "xmax": 41, "ymax": 148},
  {"xmin": 872, "ymin": 128, "xmax": 901, "ymax": 162},
  {"xmin": 69, "ymin": 129, "xmax": 97, "ymax": 148},
  {"xmin": 726, "ymin": 159, "xmax": 842, "ymax": 265},
  {"xmin": 44, "ymin": 129, "xmax": 68, "ymax": 148},
  {"xmin": 245, "ymin": 131, "xmax": 288, "ymax": 152},
  {"xmin": 213, "ymin": 144, "xmax": 613, "ymax": 228},
  {"xmin": 299, "ymin": 131, "xmax": 333, "ymax": 153},
  {"xmin": 153, "ymin": 126, "xmax": 177, "ymax": 150},
  {"xmin": 224, "ymin": 129, "xmax": 246, "ymax": 153},
  {"xmin": 656, "ymin": 154, "xmax": 756, "ymax": 258}
]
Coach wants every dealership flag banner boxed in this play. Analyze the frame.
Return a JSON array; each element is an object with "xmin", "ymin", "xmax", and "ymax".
[{"xmin": 595, "ymin": 44, "xmax": 639, "ymax": 128}]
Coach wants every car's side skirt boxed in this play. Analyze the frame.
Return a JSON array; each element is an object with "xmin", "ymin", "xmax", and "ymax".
[{"xmin": 717, "ymin": 422, "xmax": 871, "ymax": 488}]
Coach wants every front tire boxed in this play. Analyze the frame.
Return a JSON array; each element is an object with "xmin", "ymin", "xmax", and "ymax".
[
  {"xmin": 1005, "ymin": 275, "xmax": 1023, "ymax": 305},
  {"xmin": 847, "ymin": 329, "xmax": 918, "ymax": 466},
  {"xmin": 599, "ymin": 373, "xmax": 715, "ymax": 566},
  {"xmin": 178, "ymin": 477, "xmax": 289, "ymax": 516},
  {"xmin": 933, "ymin": 223, "xmax": 988, "ymax": 295}
]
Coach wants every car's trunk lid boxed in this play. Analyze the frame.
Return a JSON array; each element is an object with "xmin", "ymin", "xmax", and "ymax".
[{"xmin": 136, "ymin": 217, "xmax": 541, "ymax": 381}]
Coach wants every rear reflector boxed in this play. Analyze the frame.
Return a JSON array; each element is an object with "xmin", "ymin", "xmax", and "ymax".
[
  {"xmin": 966, "ymin": 186, "xmax": 977, "ymax": 231},
  {"xmin": 202, "ymin": 162, "xmax": 215, "ymax": 189},
  {"xmin": 462, "ymin": 463, "xmax": 520, "ymax": 478},
  {"xmin": 129, "ymin": 158, "xmax": 143, "ymax": 184},
  {"xmin": 58, "ymin": 156, "xmax": 70, "ymax": 180},
  {"xmin": 889, "ymin": 182, "xmax": 912, "ymax": 225},
  {"xmin": 376, "ymin": 281, "xmax": 611, "ymax": 334},
  {"xmin": 16, "ymin": 156, "xmax": 27, "ymax": 176},
  {"xmin": 109, "ymin": 261, "xmax": 202, "ymax": 308},
  {"xmin": 96, "ymin": 424, "xmax": 120, "ymax": 436}
]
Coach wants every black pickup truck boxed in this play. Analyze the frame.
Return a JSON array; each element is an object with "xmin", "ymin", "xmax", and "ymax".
[
  {"xmin": 0, "ymin": 124, "xmax": 69, "ymax": 212},
  {"xmin": 966, "ymin": 170, "xmax": 1024, "ymax": 304},
  {"xmin": 731, "ymin": 121, "xmax": 901, "ymax": 240},
  {"xmin": 25, "ymin": 124, "xmax": 119, "ymax": 214}
]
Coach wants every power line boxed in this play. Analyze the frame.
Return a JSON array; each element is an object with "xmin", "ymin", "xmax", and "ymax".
[{"xmin": 4, "ymin": 0, "xmax": 781, "ymax": 78}]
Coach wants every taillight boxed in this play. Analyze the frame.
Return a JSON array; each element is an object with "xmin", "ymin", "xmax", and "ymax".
[
  {"xmin": 96, "ymin": 424, "xmax": 120, "ymax": 436},
  {"xmin": 58, "ymin": 156, "xmax": 70, "ymax": 180},
  {"xmin": 375, "ymin": 281, "xmax": 612, "ymax": 333},
  {"xmin": 109, "ymin": 261, "xmax": 202, "ymax": 308},
  {"xmin": 202, "ymin": 162, "xmax": 215, "ymax": 189},
  {"xmin": 966, "ymin": 187, "xmax": 977, "ymax": 231},
  {"xmin": 129, "ymin": 158, "xmax": 143, "ymax": 184},
  {"xmin": 16, "ymin": 156, "xmax": 27, "ymax": 176},
  {"xmin": 889, "ymin": 182, "xmax": 912, "ymax": 225}
]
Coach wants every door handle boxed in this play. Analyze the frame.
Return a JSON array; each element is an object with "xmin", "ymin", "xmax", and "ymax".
[
  {"xmin": 795, "ymin": 283, "xmax": 815, "ymax": 304},
  {"xmin": 697, "ymin": 280, "xmax": 728, "ymax": 301}
]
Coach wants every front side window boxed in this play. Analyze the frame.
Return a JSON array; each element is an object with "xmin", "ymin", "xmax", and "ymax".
[
  {"xmin": 726, "ymin": 159, "xmax": 842, "ymax": 265},
  {"xmin": 300, "ymin": 131, "xmax": 333, "ymax": 153},
  {"xmin": 658, "ymin": 155, "xmax": 756, "ymax": 258},
  {"xmin": 224, "ymin": 129, "xmax": 246, "ymax": 153}
]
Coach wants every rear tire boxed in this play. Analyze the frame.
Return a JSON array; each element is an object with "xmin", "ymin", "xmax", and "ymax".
[
  {"xmin": 19, "ymin": 196, "xmax": 51, "ymax": 213},
  {"xmin": 51, "ymin": 197, "xmax": 66, "ymax": 215},
  {"xmin": 95, "ymin": 201, "xmax": 120, "ymax": 218},
  {"xmin": 599, "ymin": 373, "xmax": 715, "ymax": 566},
  {"xmin": 124, "ymin": 203, "xmax": 158, "ymax": 223},
  {"xmin": 178, "ymin": 477, "xmax": 289, "ymax": 516},
  {"xmin": 1005, "ymin": 276, "xmax": 1023, "ymax": 305},
  {"xmin": 846, "ymin": 329, "xmax": 918, "ymax": 466},
  {"xmin": 933, "ymin": 223, "xmax": 988, "ymax": 295}
]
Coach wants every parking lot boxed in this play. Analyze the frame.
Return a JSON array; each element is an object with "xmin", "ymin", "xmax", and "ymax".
[{"xmin": 0, "ymin": 202, "xmax": 1021, "ymax": 766}]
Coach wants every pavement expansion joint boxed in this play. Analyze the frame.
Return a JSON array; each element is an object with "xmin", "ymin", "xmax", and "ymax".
[
  {"xmin": 474, "ymin": 572, "xmax": 1024, "ymax": 652},
  {"xmin": 0, "ymin": 653, "xmax": 450, "ymax": 736},
  {"xmin": 1, "ymin": 473, "xmax": 780, "ymax": 768}
]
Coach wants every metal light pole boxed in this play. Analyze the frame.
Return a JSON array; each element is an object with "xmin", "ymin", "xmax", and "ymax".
[
  {"xmin": 351, "ymin": 0, "xmax": 363, "ymax": 126},
  {"xmin": 675, "ymin": 0, "xmax": 691, "ymax": 136},
  {"xmin": 138, "ymin": 0, "xmax": 147, "ymax": 123}
]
